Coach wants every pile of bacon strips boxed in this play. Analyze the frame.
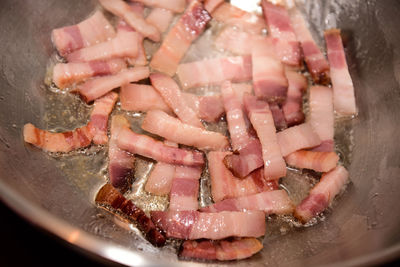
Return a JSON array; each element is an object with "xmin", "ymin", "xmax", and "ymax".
[{"xmin": 23, "ymin": 0, "xmax": 357, "ymax": 262}]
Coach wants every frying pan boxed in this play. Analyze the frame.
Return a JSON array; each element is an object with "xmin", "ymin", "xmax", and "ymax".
[{"xmin": 1, "ymin": 0, "xmax": 400, "ymax": 266}]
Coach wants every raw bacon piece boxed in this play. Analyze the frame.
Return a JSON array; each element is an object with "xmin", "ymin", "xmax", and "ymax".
[
  {"xmin": 308, "ymin": 86, "xmax": 334, "ymax": 151},
  {"xmin": 116, "ymin": 19, "xmax": 147, "ymax": 66},
  {"xmin": 151, "ymin": 210, "xmax": 266, "ymax": 239},
  {"xmin": 77, "ymin": 66, "xmax": 150, "ymax": 103},
  {"xmin": 52, "ymin": 59, "xmax": 127, "ymax": 89},
  {"xmin": 277, "ymin": 123, "xmax": 321, "ymax": 157},
  {"xmin": 244, "ymin": 95, "xmax": 287, "ymax": 180},
  {"xmin": 141, "ymin": 110, "xmax": 229, "ymax": 151},
  {"xmin": 108, "ymin": 115, "xmax": 135, "ymax": 192},
  {"xmin": 285, "ymin": 150, "xmax": 339, "ymax": 172},
  {"xmin": 310, "ymin": 140, "xmax": 335, "ymax": 153},
  {"xmin": 215, "ymin": 26, "xmax": 255, "ymax": 55},
  {"xmin": 204, "ymin": 0, "xmax": 224, "ymax": 14},
  {"xmin": 252, "ymin": 37, "xmax": 288, "ymax": 102},
  {"xmin": 208, "ymin": 151, "xmax": 278, "ymax": 202},
  {"xmin": 282, "ymin": 70, "xmax": 307, "ymax": 127},
  {"xmin": 182, "ymin": 93, "xmax": 224, "ymax": 122},
  {"xmin": 269, "ymin": 103, "xmax": 287, "ymax": 131},
  {"xmin": 66, "ymin": 31, "xmax": 139, "ymax": 63},
  {"xmin": 261, "ymin": 1, "xmax": 301, "ymax": 67},
  {"xmin": 150, "ymin": 73, "xmax": 204, "ymax": 128},
  {"xmin": 294, "ymin": 166, "xmax": 349, "ymax": 223},
  {"xmin": 117, "ymin": 127, "xmax": 204, "ymax": 166},
  {"xmin": 324, "ymin": 29, "xmax": 357, "ymax": 115},
  {"xmin": 180, "ymin": 238, "xmax": 263, "ymax": 261},
  {"xmin": 176, "ymin": 55, "xmax": 252, "ymax": 90},
  {"xmin": 132, "ymin": 0, "xmax": 186, "ymax": 13},
  {"xmin": 290, "ymin": 8, "xmax": 330, "ymax": 84},
  {"xmin": 99, "ymin": 0, "xmax": 160, "ymax": 42},
  {"xmin": 150, "ymin": 1, "xmax": 211, "ymax": 76},
  {"xmin": 95, "ymin": 184, "xmax": 166, "ymax": 247},
  {"xmin": 146, "ymin": 8, "xmax": 174, "ymax": 33},
  {"xmin": 201, "ymin": 190, "xmax": 294, "ymax": 215},
  {"xmin": 51, "ymin": 11, "xmax": 116, "ymax": 56}
]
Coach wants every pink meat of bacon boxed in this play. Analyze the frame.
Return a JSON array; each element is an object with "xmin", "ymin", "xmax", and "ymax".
[
  {"xmin": 52, "ymin": 59, "xmax": 127, "ymax": 89},
  {"xmin": 141, "ymin": 110, "xmax": 229, "ymax": 151},
  {"xmin": 215, "ymin": 26, "xmax": 255, "ymax": 56},
  {"xmin": 169, "ymin": 166, "xmax": 202, "ymax": 211},
  {"xmin": 77, "ymin": 66, "xmax": 150, "ymax": 103},
  {"xmin": 99, "ymin": 0, "xmax": 160, "ymax": 42},
  {"xmin": 182, "ymin": 93, "xmax": 224, "ymax": 122},
  {"xmin": 308, "ymin": 86, "xmax": 334, "ymax": 152},
  {"xmin": 282, "ymin": 70, "xmax": 307, "ymax": 127},
  {"xmin": 252, "ymin": 36, "xmax": 288, "ymax": 102},
  {"xmin": 150, "ymin": 1, "xmax": 211, "ymax": 76},
  {"xmin": 285, "ymin": 150, "xmax": 339, "ymax": 173},
  {"xmin": 66, "ymin": 31, "xmax": 139, "ymax": 63},
  {"xmin": 277, "ymin": 123, "xmax": 321, "ymax": 157},
  {"xmin": 261, "ymin": 1, "xmax": 301, "ymax": 67},
  {"xmin": 108, "ymin": 115, "xmax": 135, "ymax": 192},
  {"xmin": 208, "ymin": 151, "xmax": 279, "ymax": 202},
  {"xmin": 294, "ymin": 165, "xmax": 349, "ymax": 223},
  {"xmin": 151, "ymin": 210, "xmax": 266, "ymax": 240},
  {"xmin": 201, "ymin": 190, "xmax": 294, "ymax": 215},
  {"xmin": 176, "ymin": 55, "xmax": 252, "ymax": 90},
  {"xmin": 116, "ymin": 127, "xmax": 204, "ymax": 166},
  {"xmin": 269, "ymin": 103, "xmax": 287, "ymax": 131},
  {"xmin": 204, "ymin": 0, "xmax": 224, "ymax": 14},
  {"xmin": 132, "ymin": 0, "xmax": 186, "ymax": 13},
  {"xmin": 150, "ymin": 73, "xmax": 204, "ymax": 128},
  {"xmin": 146, "ymin": 8, "xmax": 174, "ymax": 33},
  {"xmin": 51, "ymin": 11, "xmax": 116, "ymax": 56},
  {"xmin": 244, "ymin": 95, "xmax": 287, "ymax": 180},
  {"xmin": 324, "ymin": 29, "xmax": 357, "ymax": 116},
  {"xmin": 180, "ymin": 238, "xmax": 263, "ymax": 261},
  {"xmin": 290, "ymin": 8, "xmax": 330, "ymax": 84}
]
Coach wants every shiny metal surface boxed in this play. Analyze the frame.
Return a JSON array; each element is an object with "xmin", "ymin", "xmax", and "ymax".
[{"xmin": 0, "ymin": 0, "xmax": 400, "ymax": 266}]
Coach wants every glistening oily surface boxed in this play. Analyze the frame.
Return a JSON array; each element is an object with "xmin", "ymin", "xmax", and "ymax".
[{"xmin": 1, "ymin": 0, "xmax": 393, "ymax": 266}]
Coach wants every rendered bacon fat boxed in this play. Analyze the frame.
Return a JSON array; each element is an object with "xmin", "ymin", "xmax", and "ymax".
[
  {"xmin": 282, "ymin": 70, "xmax": 307, "ymax": 127},
  {"xmin": 180, "ymin": 238, "xmax": 263, "ymax": 261},
  {"xmin": 150, "ymin": 0, "xmax": 211, "ymax": 76},
  {"xmin": 285, "ymin": 150, "xmax": 339, "ymax": 173},
  {"xmin": 294, "ymin": 166, "xmax": 349, "ymax": 223}
]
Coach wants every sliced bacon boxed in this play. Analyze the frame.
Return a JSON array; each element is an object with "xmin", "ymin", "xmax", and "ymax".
[
  {"xmin": 308, "ymin": 85, "xmax": 334, "ymax": 151},
  {"xmin": 244, "ymin": 95, "xmax": 287, "ymax": 180},
  {"xmin": 176, "ymin": 55, "xmax": 252, "ymax": 90},
  {"xmin": 215, "ymin": 26, "xmax": 255, "ymax": 55},
  {"xmin": 310, "ymin": 140, "xmax": 335, "ymax": 153},
  {"xmin": 294, "ymin": 166, "xmax": 349, "ymax": 223},
  {"xmin": 52, "ymin": 59, "xmax": 127, "ymax": 89},
  {"xmin": 182, "ymin": 93, "xmax": 224, "ymax": 122},
  {"xmin": 142, "ymin": 110, "xmax": 229, "ymax": 151},
  {"xmin": 269, "ymin": 103, "xmax": 287, "ymax": 131},
  {"xmin": 282, "ymin": 70, "xmax": 307, "ymax": 127},
  {"xmin": 66, "ymin": 31, "xmax": 139, "ymax": 63},
  {"xmin": 99, "ymin": 0, "xmax": 160, "ymax": 42},
  {"xmin": 290, "ymin": 8, "xmax": 330, "ymax": 84},
  {"xmin": 324, "ymin": 29, "xmax": 357, "ymax": 115},
  {"xmin": 180, "ymin": 238, "xmax": 263, "ymax": 261},
  {"xmin": 146, "ymin": 8, "xmax": 174, "ymax": 33},
  {"xmin": 252, "ymin": 36, "xmax": 288, "ymax": 102},
  {"xmin": 277, "ymin": 123, "xmax": 321, "ymax": 157},
  {"xmin": 95, "ymin": 183, "xmax": 166, "ymax": 247},
  {"xmin": 208, "ymin": 151, "xmax": 279, "ymax": 202},
  {"xmin": 150, "ymin": 1, "xmax": 211, "ymax": 76},
  {"xmin": 132, "ymin": 0, "xmax": 186, "ymax": 13},
  {"xmin": 108, "ymin": 115, "xmax": 135, "ymax": 192},
  {"xmin": 261, "ymin": 1, "xmax": 301, "ymax": 67},
  {"xmin": 204, "ymin": 0, "xmax": 224, "ymax": 14},
  {"xmin": 77, "ymin": 66, "xmax": 150, "ymax": 103},
  {"xmin": 150, "ymin": 73, "xmax": 204, "ymax": 128},
  {"xmin": 285, "ymin": 150, "xmax": 339, "ymax": 173},
  {"xmin": 116, "ymin": 19, "xmax": 147, "ymax": 66},
  {"xmin": 151, "ymin": 210, "xmax": 266, "ymax": 239},
  {"xmin": 117, "ymin": 127, "xmax": 204, "ymax": 166},
  {"xmin": 51, "ymin": 11, "xmax": 116, "ymax": 56}
]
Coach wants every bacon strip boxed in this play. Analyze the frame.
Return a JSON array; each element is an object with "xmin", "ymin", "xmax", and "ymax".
[
  {"xmin": 132, "ymin": 0, "xmax": 186, "ymax": 13},
  {"xmin": 151, "ymin": 210, "xmax": 266, "ymax": 239},
  {"xmin": 150, "ymin": 1, "xmax": 211, "ymax": 76},
  {"xmin": 51, "ymin": 11, "xmax": 116, "ymax": 56},
  {"xmin": 145, "ymin": 8, "xmax": 174, "ymax": 33},
  {"xmin": 269, "ymin": 103, "xmax": 287, "ymax": 131},
  {"xmin": 180, "ymin": 238, "xmax": 263, "ymax": 261},
  {"xmin": 324, "ymin": 29, "xmax": 357, "ymax": 115},
  {"xmin": 66, "ymin": 31, "xmax": 139, "ymax": 63},
  {"xmin": 290, "ymin": 8, "xmax": 330, "ymax": 84},
  {"xmin": 99, "ymin": 0, "xmax": 160, "ymax": 42},
  {"xmin": 204, "ymin": 0, "xmax": 224, "ymax": 14},
  {"xmin": 182, "ymin": 94, "xmax": 224, "ymax": 122},
  {"xmin": 215, "ymin": 26, "xmax": 255, "ymax": 55},
  {"xmin": 282, "ymin": 70, "xmax": 307, "ymax": 127},
  {"xmin": 117, "ymin": 127, "xmax": 204, "ymax": 166},
  {"xmin": 142, "ymin": 110, "xmax": 229, "ymax": 151},
  {"xmin": 285, "ymin": 150, "xmax": 339, "ymax": 173},
  {"xmin": 294, "ymin": 166, "xmax": 349, "ymax": 223},
  {"xmin": 176, "ymin": 55, "xmax": 252, "ymax": 90},
  {"xmin": 95, "ymin": 183, "xmax": 166, "ymax": 247},
  {"xmin": 277, "ymin": 123, "xmax": 321, "ymax": 157},
  {"xmin": 261, "ymin": 1, "xmax": 301, "ymax": 67},
  {"xmin": 77, "ymin": 66, "xmax": 150, "ymax": 103}
]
